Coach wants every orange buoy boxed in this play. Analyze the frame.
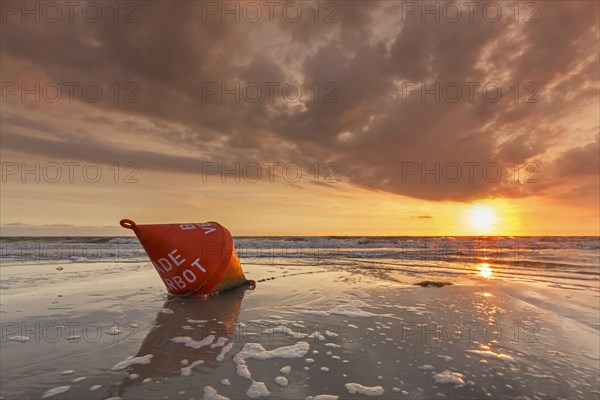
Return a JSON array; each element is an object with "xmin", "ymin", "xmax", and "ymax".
[{"xmin": 120, "ymin": 219, "xmax": 253, "ymax": 297}]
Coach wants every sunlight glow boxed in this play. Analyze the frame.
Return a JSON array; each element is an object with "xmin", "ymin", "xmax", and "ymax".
[
  {"xmin": 469, "ymin": 205, "xmax": 497, "ymax": 233},
  {"xmin": 476, "ymin": 263, "xmax": 494, "ymax": 279}
]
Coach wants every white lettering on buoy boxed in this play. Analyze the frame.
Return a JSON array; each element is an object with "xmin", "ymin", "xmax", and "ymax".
[
  {"xmin": 182, "ymin": 269, "xmax": 197, "ymax": 283},
  {"xmin": 164, "ymin": 278, "xmax": 177, "ymax": 291},
  {"xmin": 153, "ymin": 246, "xmax": 208, "ymax": 292},
  {"xmin": 157, "ymin": 258, "xmax": 172, "ymax": 272},
  {"xmin": 168, "ymin": 249, "xmax": 186, "ymax": 266},
  {"xmin": 198, "ymin": 223, "xmax": 217, "ymax": 235},
  {"xmin": 178, "ymin": 223, "xmax": 216, "ymax": 234},
  {"xmin": 191, "ymin": 258, "xmax": 206, "ymax": 273},
  {"xmin": 172, "ymin": 276, "xmax": 186, "ymax": 289}
]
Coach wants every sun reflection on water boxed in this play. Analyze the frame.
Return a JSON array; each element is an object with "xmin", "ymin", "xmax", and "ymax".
[{"xmin": 476, "ymin": 263, "xmax": 494, "ymax": 279}]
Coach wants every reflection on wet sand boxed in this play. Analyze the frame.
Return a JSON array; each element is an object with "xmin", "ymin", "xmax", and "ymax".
[
  {"xmin": 476, "ymin": 263, "xmax": 494, "ymax": 279},
  {"xmin": 110, "ymin": 287, "xmax": 251, "ymax": 398}
]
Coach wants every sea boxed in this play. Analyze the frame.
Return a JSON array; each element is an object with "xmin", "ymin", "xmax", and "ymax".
[{"xmin": 1, "ymin": 236, "xmax": 598, "ymax": 292}]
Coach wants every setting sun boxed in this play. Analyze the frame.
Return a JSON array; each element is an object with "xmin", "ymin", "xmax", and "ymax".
[{"xmin": 469, "ymin": 205, "xmax": 497, "ymax": 233}]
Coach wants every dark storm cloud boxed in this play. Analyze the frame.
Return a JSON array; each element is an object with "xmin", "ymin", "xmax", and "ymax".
[{"xmin": 1, "ymin": 1, "xmax": 598, "ymax": 202}]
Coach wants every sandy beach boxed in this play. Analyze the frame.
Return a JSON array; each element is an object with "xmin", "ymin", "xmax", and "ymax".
[
  {"xmin": 2, "ymin": 1, "xmax": 600, "ymax": 399},
  {"xmin": 1, "ymin": 254, "xmax": 599, "ymax": 400}
]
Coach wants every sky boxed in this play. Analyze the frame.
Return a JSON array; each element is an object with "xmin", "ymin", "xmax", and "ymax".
[{"xmin": 1, "ymin": 0, "xmax": 599, "ymax": 236}]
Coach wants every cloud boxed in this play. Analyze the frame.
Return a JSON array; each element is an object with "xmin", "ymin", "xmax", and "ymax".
[{"xmin": 1, "ymin": 1, "xmax": 598, "ymax": 204}]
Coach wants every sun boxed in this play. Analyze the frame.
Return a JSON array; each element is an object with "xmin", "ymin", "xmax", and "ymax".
[{"xmin": 469, "ymin": 205, "xmax": 497, "ymax": 233}]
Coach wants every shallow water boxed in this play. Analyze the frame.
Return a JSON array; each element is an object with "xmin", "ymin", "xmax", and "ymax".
[{"xmin": 0, "ymin": 236, "xmax": 599, "ymax": 399}]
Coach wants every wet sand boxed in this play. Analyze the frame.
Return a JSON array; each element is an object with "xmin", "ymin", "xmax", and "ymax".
[{"xmin": 1, "ymin": 261, "xmax": 599, "ymax": 399}]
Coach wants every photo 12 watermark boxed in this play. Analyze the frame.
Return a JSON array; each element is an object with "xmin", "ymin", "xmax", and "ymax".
[
  {"xmin": 398, "ymin": 161, "xmax": 540, "ymax": 184},
  {"xmin": 0, "ymin": 320, "xmax": 341, "ymax": 345},
  {"xmin": 399, "ymin": 1, "xmax": 540, "ymax": 24},
  {"xmin": 198, "ymin": 1, "xmax": 340, "ymax": 24},
  {"xmin": 399, "ymin": 81, "xmax": 539, "ymax": 104},
  {"xmin": 1, "ymin": 321, "xmax": 141, "ymax": 344},
  {"xmin": 1, "ymin": 81, "xmax": 141, "ymax": 104},
  {"xmin": 398, "ymin": 320, "xmax": 539, "ymax": 344},
  {"xmin": 199, "ymin": 161, "xmax": 340, "ymax": 184},
  {"xmin": 200, "ymin": 81, "xmax": 339, "ymax": 104},
  {"xmin": 1, "ymin": 162, "xmax": 140, "ymax": 184},
  {"xmin": 1, "ymin": 1, "xmax": 140, "ymax": 24}
]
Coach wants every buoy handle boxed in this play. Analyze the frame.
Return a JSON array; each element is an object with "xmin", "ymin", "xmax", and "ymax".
[{"xmin": 120, "ymin": 219, "xmax": 137, "ymax": 229}]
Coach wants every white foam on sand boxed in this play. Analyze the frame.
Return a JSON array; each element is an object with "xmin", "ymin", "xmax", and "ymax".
[
  {"xmin": 180, "ymin": 360, "xmax": 204, "ymax": 376},
  {"xmin": 203, "ymin": 385, "xmax": 230, "ymax": 400},
  {"xmin": 247, "ymin": 381, "xmax": 270, "ymax": 398},
  {"xmin": 89, "ymin": 384, "xmax": 102, "ymax": 391},
  {"xmin": 61, "ymin": 370, "xmax": 74, "ymax": 375},
  {"xmin": 105, "ymin": 326, "xmax": 122, "ymax": 335},
  {"xmin": 234, "ymin": 342, "xmax": 310, "ymax": 365},
  {"xmin": 280, "ymin": 366, "xmax": 291, "ymax": 374},
  {"xmin": 42, "ymin": 386, "xmax": 71, "ymax": 399},
  {"xmin": 330, "ymin": 300, "xmax": 379, "ymax": 318},
  {"xmin": 418, "ymin": 364, "xmax": 434, "ymax": 370},
  {"xmin": 348, "ymin": 324, "xmax": 358, "ymax": 329},
  {"xmin": 217, "ymin": 342, "xmax": 234, "ymax": 361},
  {"xmin": 233, "ymin": 342, "xmax": 309, "ymax": 394},
  {"xmin": 467, "ymin": 349, "xmax": 515, "ymax": 363},
  {"xmin": 432, "ymin": 370, "xmax": 466, "ymax": 387},
  {"xmin": 320, "ymin": 367, "xmax": 330, "ymax": 372},
  {"xmin": 71, "ymin": 377, "xmax": 87, "ymax": 383},
  {"xmin": 160, "ymin": 308, "xmax": 175, "ymax": 314},
  {"xmin": 111, "ymin": 354, "xmax": 153, "ymax": 371},
  {"xmin": 325, "ymin": 343, "xmax": 341, "ymax": 348},
  {"xmin": 274, "ymin": 376, "xmax": 289, "ymax": 386},
  {"xmin": 262, "ymin": 325, "xmax": 307, "ymax": 339},
  {"xmin": 346, "ymin": 289, "xmax": 370, "ymax": 298},
  {"xmin": 211, "ymin": 337, "xmax": 228, "ymax": 348},
  {"xmin": 344, "ymin": 383, "xmax": 384, "ymax": 396},
  {"xmin": 303, "ymin": 300, "xmax": 379, "ymax": 319},
  {"xmin": 307, "ymin": 332, "xmax": 325, "ymax": 341},
  {"xmin": 306, "ymin": 395, "xmax": 339, "ymax": 400},
  {"xmin": 7, "ymin": 335, "xmax": 29, "ymax": 342},
  {"xmin": 171, "ymin": 335, "xmax": 215, "ymax": 349},
  {"xmin": 221, "ymin": 378, "xmax": 231, "ymax": 386},
  {"xmin": 237, "ymin": 362, "xmax": 252, "ymax": 379},
  {"xmin": 188, "ymin": 319, "xmax": 208, "ymax": 324},
  {"xmin": 302, "ymin": 311, "xmax": 330, "ymax": 317}
]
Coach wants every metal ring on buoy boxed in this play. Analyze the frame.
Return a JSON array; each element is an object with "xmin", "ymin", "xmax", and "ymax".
[{"xmin": 120, "ymin": 219, "xmax": 137, "ymax": 229}]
